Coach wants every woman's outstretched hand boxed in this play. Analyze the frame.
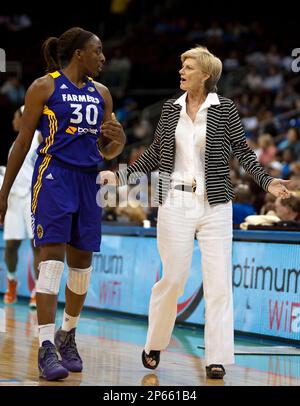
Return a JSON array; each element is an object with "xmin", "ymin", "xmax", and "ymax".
[{"xmin": 267, "ymin": 179, "xmax": 293, "ymax": 199}]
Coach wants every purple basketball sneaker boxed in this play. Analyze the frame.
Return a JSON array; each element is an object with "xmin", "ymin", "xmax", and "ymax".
[
  {"xmin": 38, "ymin": 341, "xmax": 69, "ymax": 381},
  {"xmin": 54, "ymin": 328, "xmax": 83, "ymax": 372}
]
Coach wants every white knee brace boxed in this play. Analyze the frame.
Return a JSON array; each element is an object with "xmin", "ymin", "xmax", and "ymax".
[
  {"xmin": 67, "ymin": 266, "xmax": 92, "ymax": 295},
  {"xmin": 36, "ymin": 260, "xmax": 64, "ymax": 295}
]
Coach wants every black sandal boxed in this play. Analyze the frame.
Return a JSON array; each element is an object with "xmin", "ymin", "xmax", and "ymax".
[
  {"xmin": 206, "ymin": 364, "xmax": 226, "ymax": 379},
  {"xmin": 142, "ymin": 350, "xmax": 160, "ymax": 370}
]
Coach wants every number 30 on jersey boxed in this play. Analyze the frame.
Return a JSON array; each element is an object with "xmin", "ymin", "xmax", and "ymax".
[{"xmin": 70, "ymin": 103, "xmax": 98, "ymax": 125}]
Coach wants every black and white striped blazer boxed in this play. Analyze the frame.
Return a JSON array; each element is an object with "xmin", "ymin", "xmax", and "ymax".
[{"xmin": 117, "ymin": 95, "xmax": 274, "ymax": 206}]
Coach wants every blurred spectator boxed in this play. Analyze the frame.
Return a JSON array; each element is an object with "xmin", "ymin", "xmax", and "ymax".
[
  {"xmin": 223, "ymin": 50, "xmax": 240, "ymax": 72},
  {"xmin": 266, "ymin": 44, "xmax": 281, "ymax": 67},
  {"xmin": 278, "ymin": 128, "xmax": 300, "ymax": 158},
  {"xmin": 132, "ymin": 118, "xmax": 152, "ymax": 140},
  {"xmin": 205, "ymin": 20, "xmax": 224, "ymax": 44},
  {"xmin": 281, "ymin": 53, "xmax": 294, "ymax": 72},
  {"xmin": 102, "ymin": 48, "xmax": 131, "ymax": 98},
  {"xmin": 237, "ymin": 94, "xmax": 251, "ymax": 116},
  {"xmin": 0, "ymin": 14, "xmax": 32, "ymax": 31},
  {"xmin": 262, "ymin": 66, "xmax": 283, "ymax": 92},
  {"xmin": 108, "ymin": 0, "xmax": 133, "ymax": 36},
  {"xmin": 233, "ymin": 184, "xmax": 256, "ymax": 225},
  {"xmin": 259, "ymin": 110, "xmax": 278, "ymax": 137},
  {"xmin": 274, "ymin": 195, "xmax": 300, "ymax": 222},
  {"xmin": 244, "ymin": 66, "xmax": 263, "ymax": 91},
  {"xmin": 265, "ymin": 161, "xmax": 283, "ymax": 179},
  {"xmin": 115, "ymin": 201, "xmax": 147, "ymax": 224},
  {"xmin": 241, "ymin": 110, "xmax": 258, "ymax": 133},
  {"xmin": 290, "ymin": 161, "xmax": 300, "ymax": 179},
  {"xmin": 294, "ymin": 98, "xmax": 300, "ymax": 110},
  {"xmin": 281, "ymin": 148, "xmax": 294, "ymax": 179},
  {"xmin": 229, "ymin": 168, "xmax": 241, "ymax": 187},
  {"xmin": 223, "ymin": 21, "xmax": 244, "ymax": 43},
  {"xmin": 245, "ymin": 50, "xmax": 266, "ymax": 67},
  {"xmin": 256, "ymin": 134, "xmax": 277, "ymax": 165},
  {"xmin": 186, "ymin": 21, "xmax": 205, "ymax": 42},
  {"xmin": 144, "ymin": 183, "xmax": 158, "ymax": 226},
  {"xmin": 287, "ymin": 127, "xmax": 300, "ymax": 158},
  {"xmin": 274, "ymin": 85, "xmax": 299, "ymax": 113},
  {"xmin": 0, "ymin": 76, "xmax": 25, "ymax": 106},
  {"xmin": 242, "ymin": 174, "xmax": 266, "ymax": 214},
  {"xmin": 110, "ymin": 0, "xmax": 132, "ymax": 14},
  {"xmin": 115, "ymin": 97, "xmax": 138, "ymax": 124},
  {"xmin": 260, "ymin": 193, "xmax": 276, "ymax": 215},
  {"xmin": 126, "ymin": 116, "xmax": 152, "ymax": 144},
  {"xmin": 147, "ymin": 207, "xmax": 158, "ymax": 226},
  {"xmin": 102, "ymin": 207, "xmax": 118, "ymax": 222}
]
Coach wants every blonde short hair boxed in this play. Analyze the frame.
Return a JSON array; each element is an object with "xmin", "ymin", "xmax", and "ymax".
[{"xmin": 181, "ymin": 46, "xmax": 222, "ymax": 93}]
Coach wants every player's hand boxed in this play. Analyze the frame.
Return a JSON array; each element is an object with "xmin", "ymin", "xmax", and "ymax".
[
  {"xmin": 0, "ymin": 193, "xmax": 8, "ymax": 225},
  {"xmin": 100, "ymin": 113, "xmax": 125, "ymax": 145},
  {"xmin": 99, "ymin": 170, "xmax": 118, "ymax": 186},
  {"xmin": 267, "ymin": 179, "xmax": 293, "ymax": 199}
]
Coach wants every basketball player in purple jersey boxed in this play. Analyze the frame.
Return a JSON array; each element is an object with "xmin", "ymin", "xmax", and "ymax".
[{"xmin": 0, "ymin": 27, "xmax": 126, "ymax": 381}]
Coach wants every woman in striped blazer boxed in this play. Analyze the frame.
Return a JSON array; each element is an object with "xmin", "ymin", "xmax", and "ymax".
[{"xmin": 101, "ymin": 46, "xmax": 291, "ymax": 379}]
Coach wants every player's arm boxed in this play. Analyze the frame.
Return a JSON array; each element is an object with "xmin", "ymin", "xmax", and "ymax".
[
  {"xmin": 0, "ymin": 76, "xmax": 52, "ymax": 221},
  {"xmin": 94, "ymin": 83, "xmax": 126, "ymax": 160}
]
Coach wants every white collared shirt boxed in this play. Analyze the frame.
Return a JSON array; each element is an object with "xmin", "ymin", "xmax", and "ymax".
[{"xmin": 171, "ymin": 92, "xmax": 220, "ymax": 196}]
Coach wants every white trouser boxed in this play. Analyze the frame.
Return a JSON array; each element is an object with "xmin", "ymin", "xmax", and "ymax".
[{"xmin": 145, "ymin": 189, "xmax": 234, "ymax": 365}]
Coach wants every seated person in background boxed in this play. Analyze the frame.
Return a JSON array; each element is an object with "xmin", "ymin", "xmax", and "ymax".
[
  {"xmin": 116, "ymin": 186, "xmax": 147, "ymax": 224},
  {"xmin": 102, "ymin": 207, "xmax": 118, "ymax": 222},
  {"xmin": 233, "ymin": 184, "xmax": 256, "ymax": 225},
  {"xmin": 287, "ymin": 174, "xmax": 300, "ymax": 198},
  {"xmin": 146, "ymin": 207, "xmax": 158, "ymax": 226},
  {"xmin": 260, "ymin": 193, "xmax": 276, "ymax": 215},
  {"xmin": 274, "ymin": 195, "xmax": 300, "ymax": 226},
  {"xmin": 116, "ymin": 203, "xmax": 147, "ymax": 224},
  {"xmin": 240, "ymin": 194, "xmax": 300, "ymax": 229}
]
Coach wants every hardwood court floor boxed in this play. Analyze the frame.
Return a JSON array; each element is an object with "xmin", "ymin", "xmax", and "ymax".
[{"xmin": 0, "ymin": 300, "xmax": 299, "ymax": 386}]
